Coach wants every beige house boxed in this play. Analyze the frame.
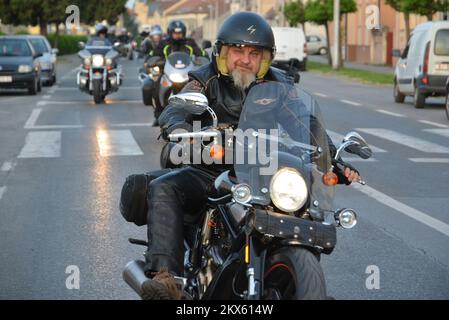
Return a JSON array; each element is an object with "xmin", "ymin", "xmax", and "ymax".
[{"xmin": 326, "ymin": 0, "xmax": 447, "ymax": 66}]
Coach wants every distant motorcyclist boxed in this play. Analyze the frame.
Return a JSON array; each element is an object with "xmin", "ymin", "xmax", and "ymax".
[
  {"xmin": 141, "ymin": 25, "xmax": 164, "ymax": 57},
  {"xmin": 89, "ymin": 24, "xmax": 112, "ymax": 46},
  {"xmin": 148, "ymin": 20, "xmax": 208, "ymax": 125}
]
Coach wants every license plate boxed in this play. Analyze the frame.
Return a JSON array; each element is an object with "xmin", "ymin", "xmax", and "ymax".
[{"xmin": 0, "ymin": 76, "xmax": 12, "ymax": 83}]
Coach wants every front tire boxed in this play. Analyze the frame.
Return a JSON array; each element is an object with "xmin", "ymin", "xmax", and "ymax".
[
  {"xmin": 93, "ymin": 79, "xmax": 104, "ymax": 104},
  {"xmin": 142, "ymin": 88, "xmax": 152, "ymax": 106},
  {"xmin": 394, "ymin": 79, "xmax": 405, "ymax": 103},
  {"xmin": 263, "ymin": 247, "xmax": 327, "ymax": 300},
  {"xmin": 28, "ymin": 77, "xmax": 38, "ymax": 95}
]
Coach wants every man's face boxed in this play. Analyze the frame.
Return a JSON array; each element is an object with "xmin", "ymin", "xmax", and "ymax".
[
  {"xmin": 172, "ymin": 32, "xmax": 183, "ymax": 40},
  {"xmin": 151, "ymin": 34, "xmax": 161, "ymax": 43},
  {"xmin": 226, "ymin": 45, "xmax": 263, "ymax": 75},
  {"xmin": 225, "ymin": 45, "xmax": 263, "ymax": 90}
]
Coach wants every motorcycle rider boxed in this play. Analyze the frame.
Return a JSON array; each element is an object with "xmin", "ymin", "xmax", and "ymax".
[
  {"xmin": 90, "ymin": 24, "xmax": 112, "ymax": 45},
  {"xmin": 148, "ymin": 20, "xmax": 208, "ymax": 126},
  {"xmin": 127, "ymin": 12, "xmax": 360, "ymax": 300},
  {"xmin": 141, "ymin": 25, "xmax": 164, "ymax": 57}
]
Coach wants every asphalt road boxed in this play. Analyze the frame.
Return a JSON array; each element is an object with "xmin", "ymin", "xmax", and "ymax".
[{"xmin": 0, "ymin": 54, "xmax": 448, "ymax": 299}]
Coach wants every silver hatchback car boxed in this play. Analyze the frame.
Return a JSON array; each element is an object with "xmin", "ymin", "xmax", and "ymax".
[
  {"xmin": 27, "ymin": 35, "xmax": 58, "ymax": 86},
  {"xmin": 306, "ymin": 35, "xmax": 328, "ymax": 55}
]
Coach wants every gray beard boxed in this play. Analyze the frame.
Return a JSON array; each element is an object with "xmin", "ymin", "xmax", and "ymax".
[{"xmin": 231, "ymin": 69, "xmax": 256, "ymax": 90}]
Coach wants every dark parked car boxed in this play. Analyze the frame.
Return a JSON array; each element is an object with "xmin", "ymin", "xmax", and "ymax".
[
  {"xmin": 0, "ymin": 36, "xmax": 42, "ymax": 95},
  {"xmin": 27, "ymin": 35, "xmax": 58, "ymax": 86}
]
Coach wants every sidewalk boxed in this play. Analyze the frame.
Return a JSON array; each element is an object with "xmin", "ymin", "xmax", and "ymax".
[{"xmin": 308, "ymin": 55, "xmax": 394, "ymax": 75}]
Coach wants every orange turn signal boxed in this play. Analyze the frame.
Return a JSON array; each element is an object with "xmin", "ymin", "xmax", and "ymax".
[
  {"xmin": 209, "ymin": 144, "xmax": 225, "ymax": 161},
  {"xmin": 322, "ymin": 171, "xmax": 338, "ymax": 186}
]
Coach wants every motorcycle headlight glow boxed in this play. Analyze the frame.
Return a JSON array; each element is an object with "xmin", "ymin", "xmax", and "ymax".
[
  {"xmin": 83, "ymin": 57, "xmax": 91, "ymax": 66},
  {"xmin": 169, "ymin": 73, "xmax": 188, "ymax": 83},
  {"xmin": 18, "ymin": 65, "xmax": 33, "ymax": 73},
  {"xmin": 92, "ymin": 55, "xmax": 104, "ymax": 67},
  {"xmin": 232, "ymin": 184, "xmax": 252, "ymax": 205},
  {"xmin": 105, "ymin": 58, "xmax": 113, "ymax": 66},
  {"xmin": 270, "ymin": 168, "xmax": 308, "ymax": 213}
]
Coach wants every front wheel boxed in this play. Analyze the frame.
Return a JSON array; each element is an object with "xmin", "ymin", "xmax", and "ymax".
[
  {"xmin": 394, "ymin": 79, "xmax": 405, "ymax": 103},
  {"xmin": 445, "ymin": 90, "xmax": 449, "ymax": 121},
  {"xmin": 263, "ymin": 247, "xmax": 327, "ymax": 300},
  {"xmin": 92, "ymin": 79, "xmax": 104, "ymax": 104}
]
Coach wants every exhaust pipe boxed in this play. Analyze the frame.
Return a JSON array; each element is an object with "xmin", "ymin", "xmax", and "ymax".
[{"xmin": 123, "ymin": 260, "xmax": 148, "ymax": 296}]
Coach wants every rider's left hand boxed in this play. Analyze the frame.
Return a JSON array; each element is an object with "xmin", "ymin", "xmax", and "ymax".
[{"xmin": 344, "ymin": 167, "xmax": 360, "ymax": 183}]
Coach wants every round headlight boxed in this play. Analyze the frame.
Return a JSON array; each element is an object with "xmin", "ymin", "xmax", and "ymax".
[
  {"xmin": 232, "ymin": 184, "xmax": 252, "ymax": 204},
  {"xmin": 270, "ymin": 168, "xmax": 308, "ymax": 213},
  {"xmin": 337, "ymin": 209, "xmax": 357, "ymax": 229},
  {"xmin": 105, "ymin": 58, "xmax": 113, "ymax": 66},
  {"xmin": 83, "ymin": 57, "xmax": 91, "ymax": 66},
  {"xmin": 169, "ymin": 73, "xmax": 188, "ymax": 83},
  {"xmin": 92, "ymin": 55, "xmax": 104, "ymax": 67}
]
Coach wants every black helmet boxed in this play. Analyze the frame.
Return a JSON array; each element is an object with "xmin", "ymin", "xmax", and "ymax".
[
  {"xmin": 95, "ymin": 23, "xmax": 108, "ymax": 36},
  {"xmin": 167, "ymin": 20, "xmax": 186, "ymax": 38},
  {"xmin": 214, "ymin": 12, "xmax": 276, "ymax": 79}
]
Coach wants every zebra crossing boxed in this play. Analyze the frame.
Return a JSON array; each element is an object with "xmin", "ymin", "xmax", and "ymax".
[{"xmin": 10, "ymin": 127, "xmax": 449, "ymax": 162}]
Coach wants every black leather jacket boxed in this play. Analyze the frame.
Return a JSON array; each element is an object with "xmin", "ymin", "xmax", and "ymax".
[{"xmin": 159, "ymin": 63, "xmax": 355, "ymax": 183}]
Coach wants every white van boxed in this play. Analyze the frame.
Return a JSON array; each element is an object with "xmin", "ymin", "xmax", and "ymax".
[
  {"xmin": 393, "ymin": 21, "xmax": 449, "ymax": 108},
  {"xmin": 271, "ymin": 27, "xmax": 307, "ymax": 71}
]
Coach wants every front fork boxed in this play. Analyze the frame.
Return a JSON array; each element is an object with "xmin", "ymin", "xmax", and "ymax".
[{"xmin": 245, "ymin": 235, "xmax": 266, "ymax": 300}]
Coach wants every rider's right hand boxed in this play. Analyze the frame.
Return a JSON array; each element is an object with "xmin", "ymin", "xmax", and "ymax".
[{"xmin": 161, "ymin": 122, "xmax": 193, "ymax": 141}]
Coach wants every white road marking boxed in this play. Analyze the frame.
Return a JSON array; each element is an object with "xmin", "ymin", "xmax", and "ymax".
[
  {"xmin": 423, "ymin": 128, "xmax": 449, "ymax": 138},
  {"xmin": 352, "ymin": 183, "xmax": 449, "ymax": 238},
  {"xmin": 419, "ymin": 120, "xmax": 449, "ymax": 128},
  {"xmin": 356, "ymin": 128, "xmax": 449, "ymax": 153},
  {"xmin": 111, "ymin": 123, "xmax": 152, "ymax": 127},
  {"xmin": 54, "ymin": 86, "xmax": 139, "ymax": 90},
  {"xmin": 24, "ymin": 108, "xmax": 42, "ymax": 128},
  {"xmin": 409, "ymin": 158, "xmax": 449, "ymax": 163},
  {"xmin": 327, "ymin": 130, "xmax": 387, "ymax": 153},
  {"xmin": 37, "ymin": 101, "xmax": 80, "ymax": 106},
  {"xmin": 18, "ymin": 131, "xmax": 61, "ymax": 158},
  {"xmin": 42, "ymin": 95, "xmax": 51, "ymax": 100},
  {"xmin": 1, "ymin": 161, "xmax": 16, "ymax": 171},
  {"xmin": 0, "ymin": 186, "xmax": 6, "ymax": 201},
  {"xmin": 376, "ymin": 109, "xmax": 406, "ymax": 117},
  {"xmin": 340, "ymin": 99, "xmax": 362, "ymax": 106},
  {"xmin": 96, "ymin": 129, "xmax": 144, "ymax": 157},
  {"xmin": 341, "ymin": 157, "xmax": 377, "ymax": 162},
  {"xmin": 314, "ymin": 92, "xmax": 328, "ymax": 97},
  {"xmin": 28, "ymin": 125, "xmax": 84, "ymax": 129}
]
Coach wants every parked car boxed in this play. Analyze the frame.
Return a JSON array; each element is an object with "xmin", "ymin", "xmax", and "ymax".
[
  {"xmin": 306, "ymin": 35, "xmax": 327, "ymax": 55},
  {"xmin": 393, "ymin": 21, "xmax": 449, "ymax": 108},
  {"xmin": 27, "ymin": 35, "xmax": 58, "ymax": 86},
  {"xmin": 271, "ymin": 27, "xmax": 307, "ymax": 71},
  {"xmin": 0, "ymin": 36, "xmax": 42, "ymax": 95},
  {"xmin": 445, "ymin": 77, "xmax": 449, "ymax": 120}
]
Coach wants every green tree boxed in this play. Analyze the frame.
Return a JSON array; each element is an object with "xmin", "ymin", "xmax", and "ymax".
[
  {"xmin": 402, "ymin": 0, "xmax": 445, "ymax": 21},
  {"xmin": 305, "ymin": 0, "xmax": 357, "ymax": 67},
  {"xmin": 283, "ymin": 0, "xmax": 306, "ymax": 30},
  {"xmin": 385, "ymin": 0, "xmax": 412, "ymax": 41}
]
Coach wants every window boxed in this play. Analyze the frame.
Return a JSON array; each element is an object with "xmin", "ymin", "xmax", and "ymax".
[
  {"xmin": 29, "ymin": 38, "xmax": 49, "ymax": 54},
  {"xmin": 0, "ymin": 39, "xmax": 32, "ymax": 56},
  {"xmin": 434, "ymin": 29, "xmax": 449, "ymax": 56}
]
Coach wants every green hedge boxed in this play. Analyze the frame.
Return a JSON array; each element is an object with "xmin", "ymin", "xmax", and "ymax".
[{"xmin": 47, "ymin": 34, "xmax": 88, "ymax": 55}]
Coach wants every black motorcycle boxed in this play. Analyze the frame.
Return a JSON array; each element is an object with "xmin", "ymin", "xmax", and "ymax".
[
  {"xmin": 139, "ymin": 52, "xmax": 209, "ymax": 109},
  {"xmin": 123, "ymin": 82, "xmax": 372, "ymax": 299},
  {"xmin": 77, "ymin": 39, "xmax": 122, "ymax": 104}
]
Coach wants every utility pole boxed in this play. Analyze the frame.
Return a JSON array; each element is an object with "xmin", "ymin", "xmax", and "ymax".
[{"xmin": 333, "ymin": 0, "xmax": 340, "ymax": 69}]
